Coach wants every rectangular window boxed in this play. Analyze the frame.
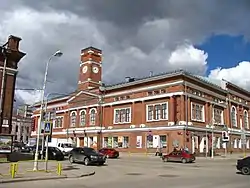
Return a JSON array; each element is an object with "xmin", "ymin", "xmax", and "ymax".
[
  {"xmin": 114, "ymin": 108, "xmax": 131, "ymax": 124},
  {"xmin": 155, "ymin": 105, "xmax": 161, "ymax": 120},
  {"xmin": 54, "ymin": 117, "xmax": 63, "ymax": 128},
  {"xmin": 146, "ymin": 135, "xmax": 153, "ymax": 148},
  {"xmin": 123, "ymin": 136, "xmax": 129, "ymax": 148},
  {"xmin": 147, "ymin": 106, "xmax": 154, "ymax": 120},
  {"xmin": 213, "ymin": 108, "xmax": 223, "ymax": 125},
  {"xmin": 159, "ymin": 135, "xmax": 167, "ymax": 148},
  {"xmin": 146, "ymin": 103, "xmax": 168, "ymax": 121},
  {"xmin": 113, "ymin": 137, "xmax": 118, "ymax": 148},
  {"xmin": 191, "ymin": 103, "xmax": 204, "ymax": 122}
]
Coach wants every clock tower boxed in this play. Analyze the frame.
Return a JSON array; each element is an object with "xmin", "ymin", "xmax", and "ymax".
[{"xmin": 78, "ymin": 46, "xmax": 102, "ymax": 91}]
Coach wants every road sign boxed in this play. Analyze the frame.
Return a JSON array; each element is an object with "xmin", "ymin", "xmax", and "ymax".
[
  {"xmin": 222, "ymin": 131, "xmax": 229, "ymax": 142},
  {"xmin": 44, "ymin": 121, "xmax": 52, "ymax": 135}
]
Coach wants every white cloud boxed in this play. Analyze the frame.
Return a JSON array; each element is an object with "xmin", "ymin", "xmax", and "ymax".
[
  {"xmin": 208, "ymin": 61, "xmax": 250, "ymax": 90},
  {"xmin": 0, "ymin": 1, "xmax": 249, "ymax": 104},
  {"xmin": 16, "ymin": 90, "xmax": 42, "ymax": 105},
  {"xmin": 168, "ymin": 44, "xmax": 208, "ymax": 74}
]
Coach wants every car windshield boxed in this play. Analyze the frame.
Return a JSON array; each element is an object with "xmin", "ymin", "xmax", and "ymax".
[
  {"xmin": 83, "ymin": 148, "xmax": 97, "ymax": 154},
  {"xmin": 62, "ymin": 143, "xmax": 73, "ymax": 148}
]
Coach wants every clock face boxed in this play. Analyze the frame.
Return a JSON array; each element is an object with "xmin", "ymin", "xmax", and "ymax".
[
  {"xmin": 92, "ymin": 66, "xmax": 99, "ymax": 73},
  {"xmin": 82, "ymin": 66, "xmax": 88, "ymax": 73}
]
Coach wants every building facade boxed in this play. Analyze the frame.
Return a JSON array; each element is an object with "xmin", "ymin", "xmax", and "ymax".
[
  {"xmin": 32, "ymin": 46, "xmax": 250, "ymax": 154},
  {"xmin": 11, "ymin": 105, "xmax": 33, "ymax": 144},
  {"xmin": 0, "ymin": 35, "xmax": 26, "ymax": 134}
]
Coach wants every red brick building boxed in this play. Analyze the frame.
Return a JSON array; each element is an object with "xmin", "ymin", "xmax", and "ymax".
[
  {"xmin": 0, "ymin": 35, "xmax": 26, "ymax": 134},
  {"xmin": 32, "ymin": 46, "xmax": 250, "ymax": 154}
]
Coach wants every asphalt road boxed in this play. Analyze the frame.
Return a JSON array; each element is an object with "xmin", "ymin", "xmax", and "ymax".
[{"xmin": 2, "ymin": 156, "xmax": 250, "ymax": 188}]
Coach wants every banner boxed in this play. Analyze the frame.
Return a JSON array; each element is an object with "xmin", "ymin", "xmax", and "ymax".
[
  {"xmin": 0, "ymin": 135, "xmax": 13, "ymax": 153},
  {"xmin": 136, "ymin": 136, "xmax": 142, "ymax": 148}
]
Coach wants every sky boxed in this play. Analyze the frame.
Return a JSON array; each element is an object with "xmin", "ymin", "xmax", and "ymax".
[{"xmin": 0, "ymin": 0, "xmax": 250, "ymax": 105}]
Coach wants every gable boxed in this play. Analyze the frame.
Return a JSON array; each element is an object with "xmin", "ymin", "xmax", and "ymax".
[{"xmin": 67, "ymin": 90, "xmax": 100, "ymax": 107}]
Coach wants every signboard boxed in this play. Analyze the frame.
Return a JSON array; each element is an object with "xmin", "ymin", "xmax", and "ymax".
[
  {"xmin": 44, "ymin": 121, "xmax": 52, "ymax": 135},
  {"xmin": 222, "ymin": 131, "xmax": 229, "ymax": 142},
  {"xmin": 0, "ymin": 135, "xmax": 13, "ymax": 154}
]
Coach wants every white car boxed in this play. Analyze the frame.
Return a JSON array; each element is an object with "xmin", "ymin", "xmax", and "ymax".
[{"xmin": 56, "ymin": 142, "xmax": 74, "ymax": 155}]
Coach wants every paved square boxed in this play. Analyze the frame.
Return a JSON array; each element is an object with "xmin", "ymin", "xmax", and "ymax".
[{"xmin": 2, "ymin": 156, "xmax": 250, "ymax": 188}]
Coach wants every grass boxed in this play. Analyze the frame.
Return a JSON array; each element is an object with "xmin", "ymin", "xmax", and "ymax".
[{"xmin": 0, "ymin": 158, "xmax": 8, "ymax": 163}]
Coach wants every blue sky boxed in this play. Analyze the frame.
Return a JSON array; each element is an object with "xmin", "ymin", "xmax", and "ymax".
[{"xmin": 198, "ymin": 35, "xmax": 250, "ymax": 74}]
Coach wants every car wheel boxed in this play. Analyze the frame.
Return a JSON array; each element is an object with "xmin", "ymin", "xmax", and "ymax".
[
  {"xmin": 163, "ymin": 157, "xmax": 168, "ymax": 162},
  {"xmin": 181, "ymin": 158, "xmax": 187, "ymax": 163},
  {"xmin": 84, "ymin": 157, "xmax": 90, "ymax": 166},
  {"xmin": 241, "ymin": 167, "xmax": 250, "ymax": 175},
  {"xmin": 98, "ymin": 162, "xmax": 104, "ymax": 165},
  {"xmin": 69, "ymin": 155, "xmax": 74, "ymax": 163}
]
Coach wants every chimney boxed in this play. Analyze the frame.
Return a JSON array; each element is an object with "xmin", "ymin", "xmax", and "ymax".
[{"xmin": 7, "ymin": 35, "xmax": 22, "ymax": 51}]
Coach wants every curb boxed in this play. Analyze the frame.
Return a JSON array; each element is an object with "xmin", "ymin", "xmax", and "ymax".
[{"xmin": 0, "ymin": 171, "xmax": 95, "ymax": 184}]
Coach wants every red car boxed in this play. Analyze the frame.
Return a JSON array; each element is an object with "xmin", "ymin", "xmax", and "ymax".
[
  {"xmin": 162, "ymin": 150, "xmax": 195, "ymax": 163},
  {"xmin": 98, "ymin": 148, "xmax": 119, "ymax": 158}
]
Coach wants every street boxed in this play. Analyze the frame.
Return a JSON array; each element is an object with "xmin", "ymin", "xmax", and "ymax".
[{"xmin": 2, "ymin": 156, "xmax": 249, "ymax": 188}]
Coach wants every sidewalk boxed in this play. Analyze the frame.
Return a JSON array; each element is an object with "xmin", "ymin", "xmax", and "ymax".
[
  {"xmin": 119, "ymin": 152, "xmax": 250, "ymax": 160},
  {"xmin": 0, "ymin": 161, "xmax": 95, "ymax": 184}
]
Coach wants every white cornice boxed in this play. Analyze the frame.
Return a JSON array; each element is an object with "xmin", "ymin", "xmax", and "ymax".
[{"xmin": 104, "ymin": 80, "xmax": 183, "ymax": 97}]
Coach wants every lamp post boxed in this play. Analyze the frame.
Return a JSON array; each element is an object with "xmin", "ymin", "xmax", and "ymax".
[{"xmin": 33, "ymin": 50, "xmax": 63, "ymax": 171}]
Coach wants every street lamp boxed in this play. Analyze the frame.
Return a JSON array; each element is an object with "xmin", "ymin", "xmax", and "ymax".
[{"xmin": 33, "ymin": 50, "xmax": 63, "ymax": 171}]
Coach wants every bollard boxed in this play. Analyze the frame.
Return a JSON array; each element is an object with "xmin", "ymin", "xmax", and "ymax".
[
  {"xmin": 10, "ymin": 163, "xmax": 18, "ymax": 178},
  {"xmin": 57, "ymin": 162, "xmax": 62, "ymax": 176}
]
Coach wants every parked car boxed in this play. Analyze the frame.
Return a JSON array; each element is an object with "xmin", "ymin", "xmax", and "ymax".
[
  {"xmin": 33, "ymin": 146, "xmax": 64, "ymax": 161},
  {"xmin": 68, "ymin": 147, "xmax": 106, "ymax": 166},
  {"xmin": 48, "ymin": 142, "xmax": 74, "ymax": 156},
  {"xmin": 236, "ymin": 156, "xmax": 250, "ymax": 175},
  {"xmin": 98, "ymin": 148, "xmax": 119, "ymax": 158},
  {"xmin": 162, "ymin": 150, "xmax": 195, "ymax": 163}
]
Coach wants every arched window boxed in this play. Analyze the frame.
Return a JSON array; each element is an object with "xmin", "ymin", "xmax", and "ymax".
[
  {"xmin": 231, "ymin": 106, "xmax": 237, "ymax": 127},
  {"xmin": 243, "ymin": 110, "xmax": 249, "ymax": 129},
  {"xmin": 80, "ymin": 110, "xmax": 86, "ymax": 126},
  {"xmin": 89, "ymin": 108, "xmax": 97, "ymax": 125},
  {"xmin": 70, "ymin": 111, "xmax": 76, "ymax": 127}
]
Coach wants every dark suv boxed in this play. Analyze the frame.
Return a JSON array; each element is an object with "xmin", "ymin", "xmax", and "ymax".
[
  {"xmin": 236, "ymin": 156, "xmax": 250, "ymax": 175},
  {"xmin": 68, "ymin": 147, "xmax": 106, "ymax": 166}
]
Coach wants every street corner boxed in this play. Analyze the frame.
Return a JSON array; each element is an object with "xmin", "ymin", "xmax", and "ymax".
[{"xmin": 61, "ymin": 163, "xmax": 96, "ymax": 178}]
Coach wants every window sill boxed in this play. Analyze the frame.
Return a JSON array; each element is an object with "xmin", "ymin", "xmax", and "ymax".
[
  {"xmin": 146, "ymin": 119, "xmax": 168, "ymax": 122},
  {"xmin": 114, "ymin": 122, "xmax": 131, "ymax": 125},
  {"xmin": 191, "ymin": 119, "xmax": 205, "ymax": 123}
]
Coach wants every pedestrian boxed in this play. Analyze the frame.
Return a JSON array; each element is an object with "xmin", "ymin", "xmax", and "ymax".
[{"xmin": 155, "ymin": 146, "xmax": 160, "ymax": 156}]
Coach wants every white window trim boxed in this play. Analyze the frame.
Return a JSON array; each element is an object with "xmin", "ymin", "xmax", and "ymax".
[
  {"xmin": 243, "ymin": 110, "xmax": 249, "ymax": 129},
  {"xmin": 113, "ymin": 107, "xmax": 132, "ymax": 124},
  {"xmin": 70, "ymin": 111, "xmax": 77, "ymax": 127},
  {"xmin": 70, "ymin": 111, "xmax": 77, "ymax": 116},
  {"xmin": 190, "ymin": 102, "xmax": 205, "ymax": 122},
  {"xmin": 79, "ymin": 109, "xmax": 87, "ymax": 126},
  {"xmin": 53, "ymin": 116, "xmax": 64, "ymax": 129},
  {"xmin": 231, "ymin": 106, "xmax": 237, "ymax": 127},
  {"xmin": 146, "ymin": 102, "xmax": 168, "ymax": 122},
  {"xmin": 80, "ymin": 109, "xmax": 87, "ymax": 114},
  {"xmin": 212, "ymin": 108, "xmax": 224, "ymax": 125},
  {"xmin": 89, "ymin": 108, "xmax": 97, "ymax": 114}
]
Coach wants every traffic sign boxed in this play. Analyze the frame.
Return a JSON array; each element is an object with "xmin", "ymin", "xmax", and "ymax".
[
  {"xmin": 222, "ymin": 131, "xmax": 229, "ymax": 142},
  {"xmin": 44, "ymin": 121, "xmax": 52, "ymax": 135}
]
